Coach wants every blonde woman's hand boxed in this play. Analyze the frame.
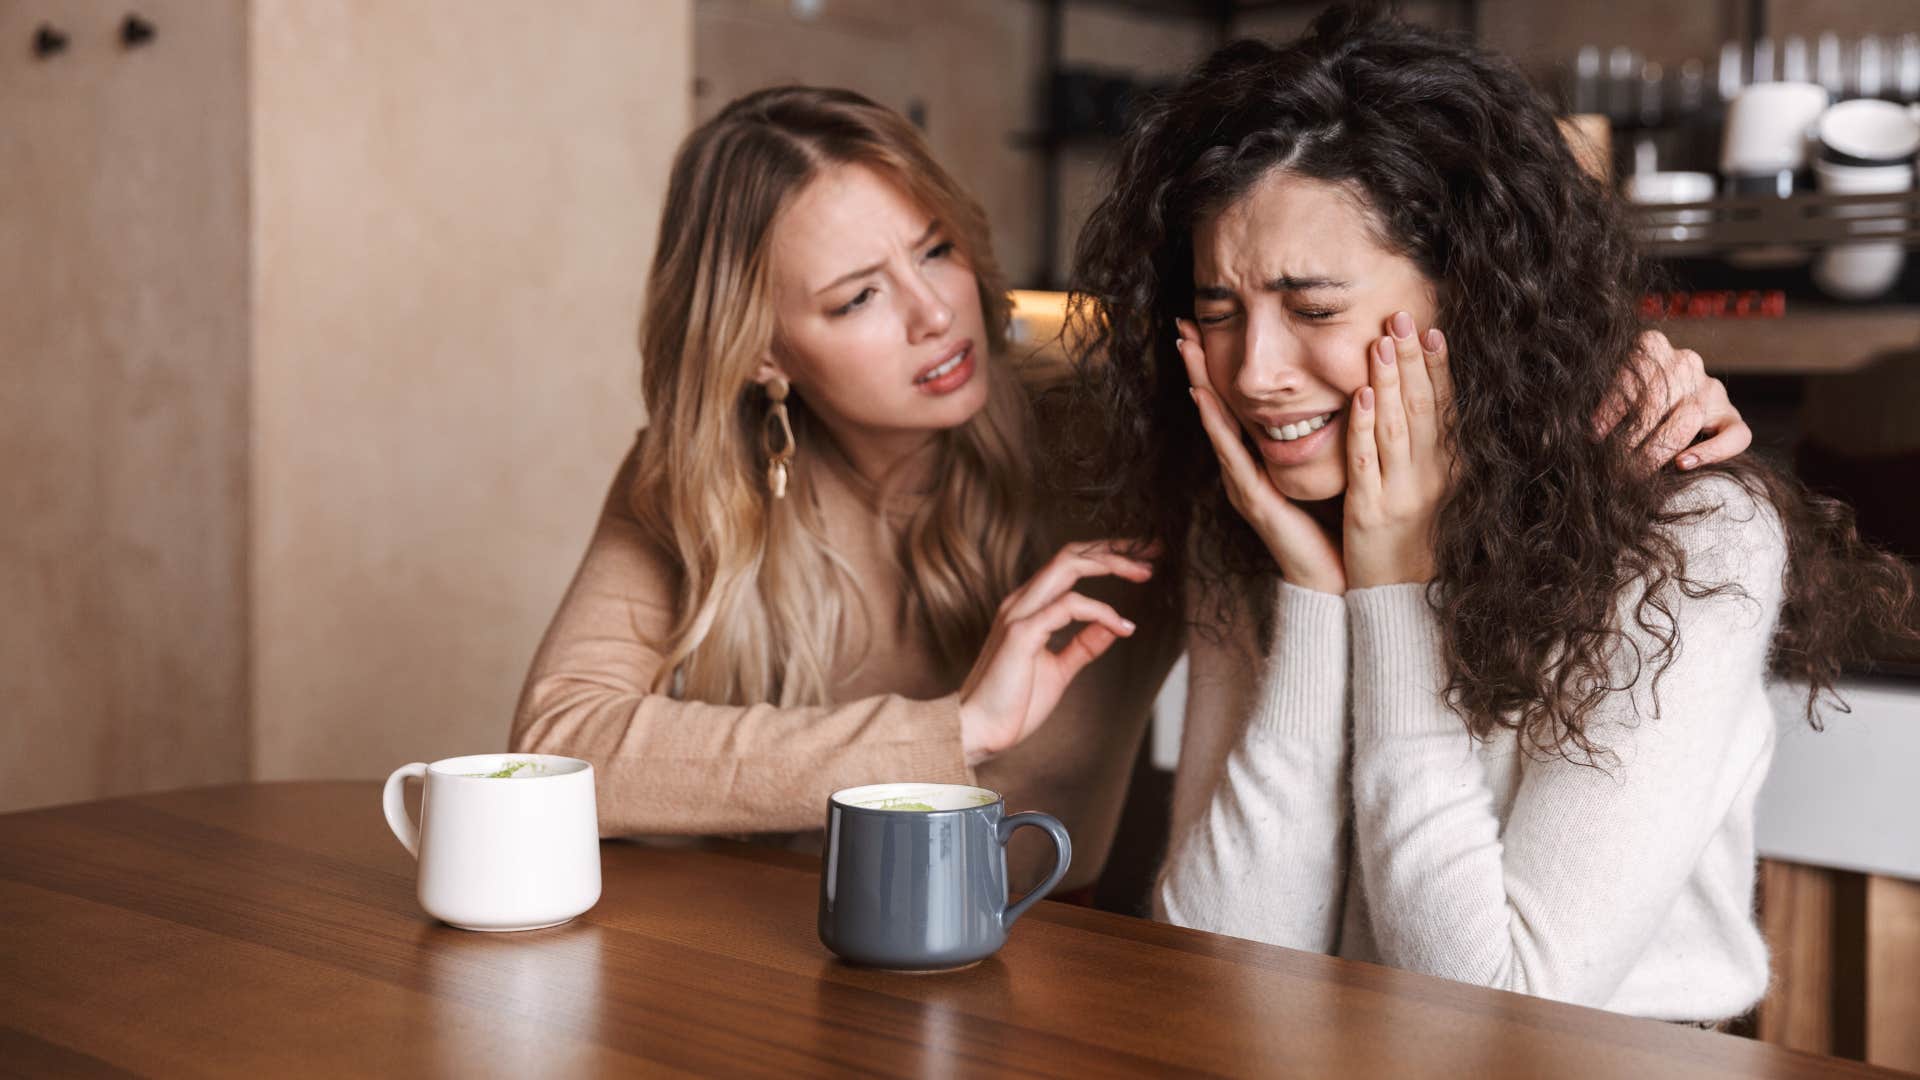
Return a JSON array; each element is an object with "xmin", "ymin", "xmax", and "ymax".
[
  {"xmin": 1343, "ymin": 314, "xmax": 1453, "ymax": 590},
  {"xmin": 1591, "ymin": 330, "xmax": 1753, "ymax": 473},
  {"xmin": 956, "ymin": 541, "xmax": 1154, "ymax": 766},
  {"xmin": 1176, "ymin": 319, "xmax": 1346, "ymax": 595}
]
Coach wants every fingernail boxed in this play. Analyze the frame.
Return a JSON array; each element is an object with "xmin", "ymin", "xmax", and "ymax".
[
  {"xmin": 1121, "ymin": 619, "xmax": 1137, "ymax": 633},
  {"xmin": 1359, "ymin": 386, "xmax": 1375, "ymax": 410},
  {"xmin": 1680, "ymin": 453, "xmax": 1699, "ymax": 470},
  {"xmin": 1424, "ymin": 327, "xmax": 1443, "ymax": 352},
  {"xmin": 1378, "ymin": 337, "xmax": 1396, "ymax": 366},
  {"xmin": 1391, "ymin": 311, "xmax": 1414, "ymax": 339}
]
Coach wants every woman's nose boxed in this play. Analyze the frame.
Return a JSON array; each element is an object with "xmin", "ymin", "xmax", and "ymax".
[
  {"xmin": 906, "ymin": 284, "xmax": 954, "ymax": 342},
  {"xmin": 1235, "ymin": 318, "xmax": 1305, "ymax": 398}
]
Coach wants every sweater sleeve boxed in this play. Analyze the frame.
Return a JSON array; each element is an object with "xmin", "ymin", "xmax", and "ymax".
[
  {"xmin": 509, "ymin": 441, "xmax": 972, "ymax": 836},
  {"xmin": 1345, "ymin": 477, "xmax": 1786, "ymax": 1006},
  {"xmin": 1156, "ymin": 579, "xmax": 1352, "ymax": 952}
]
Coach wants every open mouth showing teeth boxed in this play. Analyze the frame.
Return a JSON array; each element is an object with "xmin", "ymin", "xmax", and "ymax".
[
  {"xmin": 915, "ymin": 347, "xmax": 969, "ymax": 384},
  {"xmin": 1262, "ymin": 411, "xmax": 1338, "ymax": 442}
]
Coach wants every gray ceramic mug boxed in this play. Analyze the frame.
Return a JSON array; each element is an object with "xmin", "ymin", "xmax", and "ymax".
[{"xmin": 818, "ymin": 782, "xmax": 1072, "ymax": 971}]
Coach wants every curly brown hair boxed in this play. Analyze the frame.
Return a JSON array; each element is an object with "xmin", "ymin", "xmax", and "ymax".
[{"xmin": 1063, "ymin": 5, "xmax": 1914, "ymax": 756}]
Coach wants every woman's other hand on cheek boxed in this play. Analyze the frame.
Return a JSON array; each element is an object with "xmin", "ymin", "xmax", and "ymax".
[{"xmin": 1343, "ymin": 314, "xmax": 1452, "ymax": 589}]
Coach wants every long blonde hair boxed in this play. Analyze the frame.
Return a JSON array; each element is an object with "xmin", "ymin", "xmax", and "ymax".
[{"xmin": 633, "ymin": 86, "xmax": 1039, "ymax": 707}]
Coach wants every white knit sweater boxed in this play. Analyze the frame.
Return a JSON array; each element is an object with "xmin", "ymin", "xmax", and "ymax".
[{"xmin": 1157, "ymin": 475, "xmax": 1787, "ymax": 1023}]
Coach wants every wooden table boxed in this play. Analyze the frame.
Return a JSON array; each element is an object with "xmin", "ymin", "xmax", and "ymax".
[{"xmin": 0, "ymin": 783, "xmax": 1902, "ymax": 1078}]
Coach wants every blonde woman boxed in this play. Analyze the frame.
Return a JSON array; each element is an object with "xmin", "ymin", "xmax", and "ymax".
[
  {"xmin": 511, "ymin": 87, "xmax": 1184, "ymax": 891},
  {"xmin": 513, "ymin": 86, "xmax": 1749, "ymax": 895}
]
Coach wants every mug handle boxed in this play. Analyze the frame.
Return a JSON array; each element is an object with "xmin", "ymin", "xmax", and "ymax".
[
  {"xmin": 997, "ymin": 811, "xmax": 1072, "ymax": 930},
  {"xmin": 382, "ymin": 762, "xmax": 429, "ymax": 858}
]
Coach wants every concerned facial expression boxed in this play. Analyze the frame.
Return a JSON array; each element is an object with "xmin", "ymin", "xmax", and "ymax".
[{"xmin": 765, "ymin": 163, "xmax": 991, "ymax": 468}]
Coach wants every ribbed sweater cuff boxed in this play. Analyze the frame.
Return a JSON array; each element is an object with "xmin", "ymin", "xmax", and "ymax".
[
  {"xmin": 910, "ymin": 694, "xmax": 978, "ymax": 786},
  {"xmin": 1253, "ymin": 581, "xmax": 1348, "ymax": 737},
  {"xmin": 1346, "ymin": 583, "xmax": 1453, "ymax": 738}
]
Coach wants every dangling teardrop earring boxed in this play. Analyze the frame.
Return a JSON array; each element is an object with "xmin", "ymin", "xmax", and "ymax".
[{"xmin": 762, "ymin": 376, "xmax": 795, "ymax": 500}]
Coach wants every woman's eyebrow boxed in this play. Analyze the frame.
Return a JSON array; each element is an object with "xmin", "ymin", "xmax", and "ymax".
[
  {"xmin": 1194, "ymin": 275, "xmax": 1352, "ymax": 300},
  {"xmin": 814, "ymin": 220, "xmax": 942, "ymax": 295},
  {"xmin": 1265, "ymin": 275, "xmax": 1351, "ymax": 291}
]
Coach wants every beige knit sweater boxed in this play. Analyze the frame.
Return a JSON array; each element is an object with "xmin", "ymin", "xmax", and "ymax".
[
  {"xmin": 511, "ymin": 433, "xmax": 1182, "ymax": 892},
  {"xmin": 1158, "ymin": 475, "xmax": 1786, "ymax": 1022}
]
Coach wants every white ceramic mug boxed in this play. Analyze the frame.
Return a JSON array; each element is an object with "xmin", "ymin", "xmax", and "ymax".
[
  {"xmin": 1720, "ymin": 81, "xmax": 1830, "ymax": 179},
  {"xmin": 382, "ymin": 753, "xmax": 601, "ymax": 931}
]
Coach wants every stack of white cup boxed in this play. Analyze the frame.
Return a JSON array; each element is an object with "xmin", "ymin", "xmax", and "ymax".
[{"xmin": 1811, "ymin": 99, "xmax": 1919, "ymax": 301}]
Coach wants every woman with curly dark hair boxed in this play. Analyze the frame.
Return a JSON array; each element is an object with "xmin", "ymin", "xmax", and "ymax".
[{"xmin": 1067, "ymin": 7, "xmax": 1914, "ymax": 1023}]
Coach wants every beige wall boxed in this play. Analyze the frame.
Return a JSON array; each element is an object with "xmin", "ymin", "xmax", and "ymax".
[
  {"xmin": 249, "ymin": 0, "xmax": 692, "ymax": 780},
  {"xmin": 1, "ymin": 1, "xmax": 690, "ymax": 812},
  {"xmin": 1, "ymin": 0, "xmax": 251, "ymax": 813}
]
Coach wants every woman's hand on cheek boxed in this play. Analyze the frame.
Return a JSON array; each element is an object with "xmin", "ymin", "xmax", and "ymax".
[
  {"xmin": 1176, "ymin": 319, "xmax": 1346, "ymax": 595},
  {"xmin": 1343, "ymin": 313, "xmax": 1453, "ymax": 590}
]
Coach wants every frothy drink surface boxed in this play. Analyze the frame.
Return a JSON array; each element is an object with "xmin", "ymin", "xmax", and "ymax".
[{"xmin": 464, "ymin": 761, "xmax": 549, "ymax": 778}]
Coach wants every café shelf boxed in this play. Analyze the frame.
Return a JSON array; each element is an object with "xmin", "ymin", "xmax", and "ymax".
[
  {"xmin": 1629, "ymin": 190, "xmax": 1920, "ymax": 375},
  {"xmin": 1631, "ymin": 188, "xmax": 1920, "ymax": 253}
]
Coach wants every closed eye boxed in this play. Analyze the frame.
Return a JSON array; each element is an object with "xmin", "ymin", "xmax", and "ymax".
[
  {"xmin": 1292, "ymin": 308, "xmax": 1341, "ymax": 321},
  {"xmin": 1195, "ymin": 310, "xmax": 1238, "ymax": 326},
  {"xmin": 924, "ymin": 240, "xmax": 955, "ymax": 260},
  {"xmin": 831, "ymin": 287, "xmax": 877, "ymax": 316}
]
